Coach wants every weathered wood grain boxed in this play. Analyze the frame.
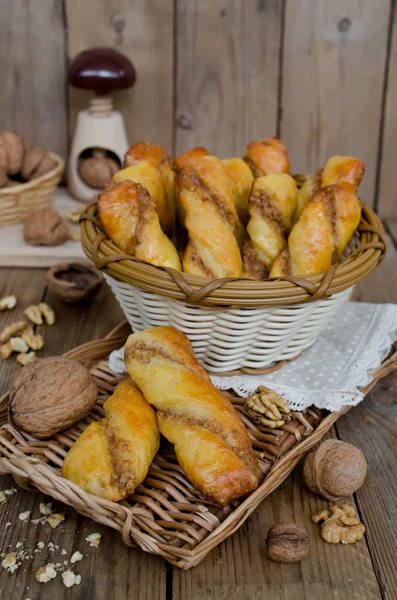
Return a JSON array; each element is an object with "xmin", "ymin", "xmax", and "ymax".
[
  {"xmin": 0, "ymin": 268, "xmax": 166, "ymax": 600},
  {"xmin": 66, "ymin": 0, "xmax": 174, "ymax": 153},
  {"xmin": 0, "ymin": 0, "xmax": 68, "ymax": 160},
  {"xmin": 336, "ymin": 372, "xmax": 397, "ymax": 599},
  {"xmin": 175, "ymin": 0, "xmax": 283, "ymax": 157},
  {"xmin": 280, "ymin": 0, "xmax": 390, "ymax": 207},
  {"xmin": 173, "ymin": 431, "xmax": 381, "ymax": 600},
  {"xmin": 385, "ymin": 218, "xmax": 397, "ymax": 245},
  {"xmin": 378, "ymin": 6, "xmax": 397, "ymax": 218},
  {"xmin": 351, "ymin": 232, "xmax": 397, "ymax": 304}
]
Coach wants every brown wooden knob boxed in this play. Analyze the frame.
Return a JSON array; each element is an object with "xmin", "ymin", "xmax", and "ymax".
[{"xmin": 69, "ymin": 48, "xmax": 136, "ymax": 94}]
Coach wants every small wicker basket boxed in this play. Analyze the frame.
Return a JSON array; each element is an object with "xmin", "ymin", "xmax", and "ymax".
[
  {"xmin": 81, "ymin": 202, "xmax": 386, "ymax": 375},
  {"xmin": 0, "ymin": 153, "xmax": 64, "ymax": 226}
]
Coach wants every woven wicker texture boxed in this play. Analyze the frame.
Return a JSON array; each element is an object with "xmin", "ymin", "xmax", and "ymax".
[
  {"xmin": 0, "ymin": 153, "xmax": 64, "ymax": 226},
  {"xmin": 0, "ymin": 322, "xmax": 396, "ymax": 569}
]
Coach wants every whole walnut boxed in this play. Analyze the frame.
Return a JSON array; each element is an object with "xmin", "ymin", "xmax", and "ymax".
[
  {"xmin": 9, "ymin": 356, "xmax": 98, "ymax": 439},
  {"xmin": 266, "ymin": 523, "xmax": 310, "ymax": 563},
  {"xmin": 0, "ymin": 131, "xmax": 25, "ymax": 175},
  {"xmin": 21, "ymin": 146, "xmax": 56, "ymax": 180},
  {"xmin": 78, "ymin": 149, "xmax": 119, "ymax": 189},
  {"xmin": 303, "ymin": 439, "xmax": 367, "ymax": 501},
  {"xmin": 23, "ymin": 209, "xmax": 69, "ymax": 246}
]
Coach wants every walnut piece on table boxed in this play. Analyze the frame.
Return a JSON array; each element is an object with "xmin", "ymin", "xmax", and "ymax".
[{"xmin": 312, "ymin": 504, "xmax": 365, "ymax": 544}]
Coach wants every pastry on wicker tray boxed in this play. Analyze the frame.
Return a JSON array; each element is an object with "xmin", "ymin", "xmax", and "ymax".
[
  {"xmin": 178, "ymin": 155, "xmax": 243, "ymax": 277},
  {"xmin": 222, "ymin": 157, "xmax": 254, "ymax": 225},
  {"xmin": 244, "ymin": 136, "xmax": 290, "ymax": 178},
  {"xmin": 270, "ymin": 184, "xmax": 362, "ymax": 277},
  {"xmin": 62, "ymin": 379, "xmax": 160, "ymax": 502},
  {"xmin": 124, "ymin": 326, "xmax": 262, "ymax": 506},
  {"xmin": 98, "ymin": 180, "xmax": 181, "ymax": 270},
  {"xmin": 243, "ymin": 174, "xmax": 298, "ymax": 279}
]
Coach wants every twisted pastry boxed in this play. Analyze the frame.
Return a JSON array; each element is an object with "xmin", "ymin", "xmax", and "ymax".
[
  {"xmin": 223, "ymin": 158, "xmax": 254, "ymax": 225},
  {"xmin": 244, "ymin": 137, "xmax": 290, "ymax": 177},
  {"xmin": 175, "ymin": 146, "xmax": 209, "ymax": 172},
  {"xmin": 98, "ymin": 180, "xmax": 181, "ymax": 270},
  {"xmin": 62, "ymin": 379, "xmax": 160, "ymax": 502},
  {"xmin": 242, "ymin": 174, "xmax": 298, "ymax": 279},
  {"xmin": 321, "ymin": 156, "xmax": 365, "ymax": 195},
  {"xmin": 112, "ymin": 142, "xmax": 174, "ymax": 234},
  {"xmin": 124, "ymin": 327, "xmax": 262, "ymax": 506},
  {"xmin": 178, "ymin": 155, "xmax": 243, "ymax": 277},
  {"xmin": 270, "ymin": 184, "xmax": 362, "ymax": 277},
  {"xmin": 294, "ymin": 169, "xmax": 322, "ymax": 222}
]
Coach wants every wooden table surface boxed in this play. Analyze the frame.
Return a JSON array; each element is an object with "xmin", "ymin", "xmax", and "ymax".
[{"xmin": 1, "ymin": 222, "xmax": 397, "ymax": 600}]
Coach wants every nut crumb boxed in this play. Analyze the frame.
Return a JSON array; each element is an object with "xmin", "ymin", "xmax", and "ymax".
[
  {"xmin": 19, "ymin": 511, "xmax": 31, "ymax": 521},
  {"xmin": 47, "ymin": 513, "xmax": 65, "ymax": 529},
  {"xmin": 70, "ymin": 551, "xmax": 83, "ymax": 563},
  {"xmin": 85, "ymin": 533, "xmax": 101, "ymax": 548},
  {"xmin": 16, "ymin": 351, "xmax": 36, "ymax": 366},
  {"xmin": 39, "ymin": 302, "xmax": 56, "ymax": 325},
  {"xmin": 64, "ymin": 209, "xmax": 82, "ymax": 224},
  {"xmin": 61, "ymin": 548, "xmax": 68, "ymax": 555},
  {"xmin": 10, "ymin": 337, "xmax": 30, "ymax": 354},
  {"xmin": 39, "ymin": 502, "xmax": 53, "ymax": 516},
  {"xmin": 0, "ymin": 321, "xmax": 27, "ymax": 343},
  {"xmin": 21, "ymin": 329, "xmax": 44, "ymax": 351},
  {"xmin": 24, "ymin": 305, "xmax": 43, "ymax": 325},
  {"xmin": 0, "ymin": 295, "xmax": 17, "ymax": 311},
  {"xmin": 37, "ymin": 541, "xmax": 45, "ymax": 550},
  {"xmin": 35, "ymin": 563, "xmax": 57, "ymax": 583},
  {"xmin": 62, "ymin": 569, "xmax": 80, "ymax": 588},
  {"xmin": 2, "ymin": 553, "xmax": 18, "ymax": 573},
  {"xmin": 5, "ymin": 522, "xmax": 11, "ymax": 528}
]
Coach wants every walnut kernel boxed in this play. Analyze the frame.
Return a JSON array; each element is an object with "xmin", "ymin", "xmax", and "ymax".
[
  {"xmin": 312, "ymin": 504, "xmax": 365, "ymax": 544},
  {"xmin": 0, "ymin": 321, "xmax": 27, "ymax": 343},
  {"xmin": 39, "ymin": 303, "xmax": 56, "ymax": 325},
  {"xmin": 0, "ymin": 295, "xmax": 17, "ymax": 311},
  {"xmin": 16, "ymin": 351, "xmax": 36, "ymax": 366},
  {"xmin": 24, "ymin": 305, "xmax": 43, "ymax": 325}
]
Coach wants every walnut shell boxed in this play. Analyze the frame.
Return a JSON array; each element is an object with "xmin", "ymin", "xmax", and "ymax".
[
  {"xmin": 23, "ymin": 209, "xmax": 69, "ymax": 246},
  {"xmin": 9, "ymin": 356, "xmax": 98, "ymax": 439},
  {"xmin": 0, "ymin": 131, "xmax": 25, "ymax": 175},
  {"xmin": 46, "ymin": 263, "xmax": 103, "ymax": 303},
  {"xmin": 21, "ymin": 146, "xmax": 56, "ymax": 180},
  {"xmin": 303, "ymin": 439, "xmax": 367, "ymax": 501},
  {"xmin": 266, "ymin": 523, "xmax": 310, "ymax": 563},
  {"xmin": 78, "ymin": 154, "xmax": 119, "ymax": 189}
]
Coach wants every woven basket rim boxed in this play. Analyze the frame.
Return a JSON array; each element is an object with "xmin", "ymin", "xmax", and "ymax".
[
  {"xmin": 80, "ymin": 201, "xmax": 386, "ymax": 307},
  {"xmin": 0, "ymin": 152, "xmax": 64, "ymax": 196}
]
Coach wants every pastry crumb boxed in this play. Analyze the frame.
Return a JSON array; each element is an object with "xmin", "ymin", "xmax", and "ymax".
[
  {"xmin": 35, "ymin": 563, "xmax": 57, "ymax": 583},
  {"xmin": 61, "ymin": 548, "xmax": 68, "ymax": 555},
  {"xmin": 19, "ymin": 511, "xmax": 31, "ymax": 521},
  {"xmin": 39, "ymin": 502, "xmax": 53, "ymax": 516},
  {"xmin": 70, "ymin": 550, "xmax": 83, "ymax": 563},
  {"xmin": 62, "ymin": 569, "xmax": 80, "ymax": 588},
  {"xmin": 5, "ymin": 522, "xmax": 11, "ymax": 528},
  {"xmin": 85, "ymin": 532, "xmax": 101, "ymax": 548},
  {"xmin": 1, "ymin": 552, "xmax": 18, "ymax": 573},
  {"xmin": 47, "ymin": 513, "xmax": 65, "ymax": 529}
]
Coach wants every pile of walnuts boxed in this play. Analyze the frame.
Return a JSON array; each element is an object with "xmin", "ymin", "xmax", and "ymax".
[{"xmin": 0, "ymin": 131, "xmax": 56, "ymax": 189}]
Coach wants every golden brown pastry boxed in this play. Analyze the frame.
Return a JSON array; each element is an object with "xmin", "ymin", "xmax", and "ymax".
[
  {"xmin": 98, "ymin": 180, "xmax": 181, "ymax": 270},
  {"xmin": 62, "ymin": 379, "xmax": 160, "ymax": 502},
  {"xmin": 112, "ymin": 142, "xmax": 174, "ymax": 234},
  {"xmin": 124, "ymin": 326, "xmax": 262, "ymax": 506},
  {"xmin": 223, "ymin": 158, "xmax": 254, "ymax": 225},
  {"xmin": 270, "ymin": 184, "xmax": 362, "ymax": 277},
  {"xmin": 321, "ymin": 156, "xmax": 365, "ymax": 195},
  {"xmin": 244, "ymin": 137, "xmax": 290, "ymax": 177},
  {"xmin": 123, "ymin": 141, "xmax": 176, "ymax": 234},
  {"xmin": 242, "ymin": 174, "xmax": 298, "ymax": 279},
  {"xmin": 294, "ymin": 169, "xmax": 323, "ymax": 223},
  {"xmin": 178, "ymin": 155, "xmax": 243, "ymax": 278},
  {"xmin": 175, "ymin": 147, "xmax": 209, "ymax": 172}
]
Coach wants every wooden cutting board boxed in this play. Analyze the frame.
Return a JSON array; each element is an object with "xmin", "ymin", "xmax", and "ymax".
[{"xmin": 0, "ymin": 188, "xmax": 89, "ymax": 267}]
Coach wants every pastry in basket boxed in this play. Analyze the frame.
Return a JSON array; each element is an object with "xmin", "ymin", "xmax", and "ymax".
[
  {"xmin": 98, "ymin": 180, "xmax": 181, "ymax": 270},
  {"xmin": 222, "ymin": 158, "xmax": 254, "ymax": 225},
  {"xmin": 61, "ymin": 379, "xmax": 160, "ymax": 502},
  {"xmin": 295, "ymin": 156, "xmax": 365, "ymax": 222},
  {"xmin": 123, "ymin": 141, "xmax": 176, "ymax": 234},
  {"xmin": 242, "ymin": 174, "xmax": 298, "ymax": 279},
  {"xmin": 270, "ymin": 184, "xmax": 361, "ymax": 277},
  {"xmin": 244, "ymin": 137, "xmax": 290, "ymax": 177},
  {"xmin": 178, "ymin": 155, "xmax": 243, "ymax": 277},
  {"xmin": 174, "ymin": 146, "xmax": 209, "ymax": 172},
  {"xmin": 124, "ymin": 326, "xmax": 262, "ymax": 507},
  {"xmin": 111, "ymin": 145, "xmax": 173, "ymax": 235}
]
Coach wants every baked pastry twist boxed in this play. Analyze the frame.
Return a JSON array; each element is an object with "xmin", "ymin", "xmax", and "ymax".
[
  {"xmin": 124, "ymin": 326, "xmax": 262, "ymax": 506},
  {"xmin": 244, "ymin": 137, "xmax": 290, "ymax": 177},
  {"xmin": 62, "ymin": 379, "xmax": 160, "ymax": 502},
  {"xmin": 321, "ymin": 156, "xmax": 365, "ymax": 195},
  {"xmin": 223, "ymin": 158, "xmax": 254, "ymax": 225},
  {"xmin": 295, "ymin": 169, "xmax": 322, "ymax": 222},
  {"xmin": 243, "ymin": 174, "xmax": 298, "ymax": 279},
  {"xmin": 98, "ymin": 180, "xmax": 181, "ymax": 270},
  {"xmin": 178, "ymin": 155, "xmax": 243, "ymax": 277},
  {"xmin": 175, "ymin": 147, "xmax": 209, "ymax": 172},
  {"xmin": 270, "ymin": 184, "xmax": 362, "ymax": 277},
  {"xmin": 112, "ymin": 142, "xmax": 174, "ymax": 234}
]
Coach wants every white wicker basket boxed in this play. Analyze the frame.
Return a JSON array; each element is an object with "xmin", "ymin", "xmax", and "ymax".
[{"xmin": 104, "ymin": 274, "xmax": 351, "ymax": 373}]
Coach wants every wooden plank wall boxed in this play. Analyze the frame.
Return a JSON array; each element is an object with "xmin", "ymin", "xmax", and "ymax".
[{"xmin": 0, "ymin": 0, "xmax": 396, "ymax": 215}]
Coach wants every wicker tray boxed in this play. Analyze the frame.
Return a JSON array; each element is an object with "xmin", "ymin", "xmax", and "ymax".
[{"xmin": 0, "ymin": 321, "xmax": 396, "ymax": 570}]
